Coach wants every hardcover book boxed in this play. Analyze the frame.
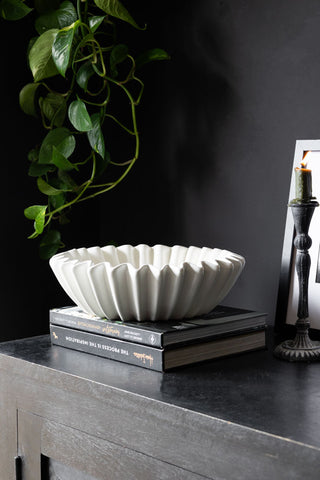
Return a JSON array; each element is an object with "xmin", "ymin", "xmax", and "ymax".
[
  {"xmin": 50, "ymin": 324, "xmax": 267, "ymax": 372},
  {"xmin": 50, "ymin": 305, "xmax": 268, "ymax": 348}
]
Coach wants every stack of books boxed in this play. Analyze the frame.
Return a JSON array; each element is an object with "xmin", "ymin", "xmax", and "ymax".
[{"xmin": 49, "ymin": 305, "xmax": 268, "ymax": 371}]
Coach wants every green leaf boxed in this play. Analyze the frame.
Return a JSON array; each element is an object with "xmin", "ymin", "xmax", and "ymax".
[
  {"xmin": 40, "ymin": 92, "xmax": 67, "ymax": 127},
  {"xmin": 24, "ymin": 205, "xmax": 47, "ymax": 235},
  {"xmin": 87, "ymin": 113, "xmax": 105, "ymax": 159},
  {"xmin": 19, "ymin": 83, "xmax": 40, "ymax": 117},
  {"xmin": 39, "ymin": 229, "xmax": 61, "ymax": 259},
  {"xmin": 27, "ymin": 36, "xmax": 37, "ymax": 57},
  {"xmin": 88, "ymin": 15, "xmax": 105, "ymax": 33},
  {"xmin": 110, "ymin": 44, "xmax": 128, "ymax": 77},
  {"xmin": 24, "ymin": 205, "xmax": 46, "ymax": 220},
  {"xmin": 93, "ymin": 0, "xmax": 142, "ymax": 29},
  {"xmin": 35, "ymin": 1, "xmax": 78, "ymax": 34},
  {"xmin": 28, "ymin": 148, "xmax": 39, "ymax": 163},
  {"xmin": 0, "ymin": 0, "xmax": 32, "ymax": 20},
  {"xmin": 51, "ymin": 145, "xmax": 76, "ymax": 170},
  {"xmin": 58, "ymin": 170, "xmax": 78, "ymax": 190},
  {"xmin": 52, "ymin": 21, "xmax": 79, "ymax": 77},
  {"xmin": 29, "ymin": 29, "xmax": 59, "ymax": 82},
  {"xmin": 76, "ymin": 62, "xmax": 95, "ymax": 92},
  {"xmin": 95, "ymin": 150, "xmax": 110, "ymax": 178},
  {"xmin": 50, "ymin": 192, "xmax": 66, "ymax": 210},
  {"xmin": 37, "ymin": 177, "xmax": 67, "ymax": 195},
  {"xmin": 68, "ymin": 99, "xmax": 93, "ymax": 132},
  {"xmin": 28, "ymin": 163, "xmax": 55, "ymax": 177},
  {"xmin": 135, "ymin": 48, "xmax": 170, "ymax": 69},
  {"xmin": 39, "ymin": 127, "xmax": 76, "ymax": 164}
]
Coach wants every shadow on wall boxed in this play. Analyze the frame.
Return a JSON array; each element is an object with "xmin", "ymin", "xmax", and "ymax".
[
  {"xmin": 110, "ymin": 0, "xmax": 237, "ymax": 246},
  {"xmin": 163, "ymin": 0, "xmax": 236, "ymax": 183}
]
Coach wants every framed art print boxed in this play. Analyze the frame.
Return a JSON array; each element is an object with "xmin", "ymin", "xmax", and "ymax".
[{"xmin": 275, "ymin": 139, "xmax": 320, "ymax": 336}]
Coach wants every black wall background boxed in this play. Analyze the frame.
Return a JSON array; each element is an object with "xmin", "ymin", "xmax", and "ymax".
[{"xmin": 1, "ymin": 0, "xmax": 320, "ymax": 341}]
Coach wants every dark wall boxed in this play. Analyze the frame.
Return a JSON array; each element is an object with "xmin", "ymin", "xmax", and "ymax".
[
  {"xmin": 1, "ymin": 1, "xmax": 320, "ymax": 340},
  {"xmin": 0, "ymin": 16, "xmax": 100, "ymax": 340}
]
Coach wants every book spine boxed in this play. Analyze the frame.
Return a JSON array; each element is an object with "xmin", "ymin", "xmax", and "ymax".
[
  {"xmin": 50, "ymin": 325, "xmax": 164, "ymax": 371},
  {"xmin": 50, "ymin": 311, "xmax": 163, "ymax": 348}
]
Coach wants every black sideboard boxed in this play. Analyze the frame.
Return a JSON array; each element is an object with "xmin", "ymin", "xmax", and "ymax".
[{"xmin": 0, "ymin": 331, "xmax": 319, "ymax": 479}]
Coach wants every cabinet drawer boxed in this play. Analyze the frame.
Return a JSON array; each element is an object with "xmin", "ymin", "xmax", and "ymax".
[{"xmin": 18, "ymin": 410, "xmax": 208, "ymax": 480}]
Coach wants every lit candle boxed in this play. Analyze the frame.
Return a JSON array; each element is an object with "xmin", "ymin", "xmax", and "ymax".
[{"xmin": 294, "ymin": 151, "xmax": 313, "ymax": 202}]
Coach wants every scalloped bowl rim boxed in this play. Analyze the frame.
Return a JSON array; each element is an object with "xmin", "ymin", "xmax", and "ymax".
[{"xmin": 50, "ymin": 244, "xmax": 245, "ymax": 273}]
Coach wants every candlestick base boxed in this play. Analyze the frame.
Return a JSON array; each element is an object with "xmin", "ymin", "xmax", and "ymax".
[
  {"xmin": 274, "ymin": 320, "xmax": 320, "ymax": 362},
  {"xmin": 274, "ymin": 200, "xmax": 320, "ymax": 362}
]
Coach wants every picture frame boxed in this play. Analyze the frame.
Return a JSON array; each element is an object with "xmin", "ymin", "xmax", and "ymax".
[{"xmin": 275, "ymin": 139, "xmax": 320, "ymax": 338}]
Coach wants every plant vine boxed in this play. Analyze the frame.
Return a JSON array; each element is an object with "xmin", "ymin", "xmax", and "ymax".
[{"xmin": 0, "ymin": 0, "xmax": 169, "ymax": 258}]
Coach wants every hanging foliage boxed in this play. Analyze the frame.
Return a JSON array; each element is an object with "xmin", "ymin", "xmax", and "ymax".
[{"xmin": 1, "ymin": 0, "xmax": 169, "ymax": 258}]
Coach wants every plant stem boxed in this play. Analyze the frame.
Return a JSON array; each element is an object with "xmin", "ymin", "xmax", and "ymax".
[
  {"xmin": 45, "ymin": 153, "xmax": 97, "ymax": 219},
  {"xmin": 104, "ymin": 114, "xmax": 135, "ymax": 135},
  {"xmin": 78, "ymin": 80, "xmax": 140, "ymax": 202},
  {"xmin": 77, "ymin": 0, "xmax": 85, "ymax": 38},
  {"xmin": 78, "ymin": 155, "xmax": 137, "ymax": 202}
]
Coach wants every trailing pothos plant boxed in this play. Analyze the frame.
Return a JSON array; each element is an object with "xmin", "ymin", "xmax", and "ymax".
[{"xmin": 0, "ymin": 0, "xmax": 169, "ymax": 258}]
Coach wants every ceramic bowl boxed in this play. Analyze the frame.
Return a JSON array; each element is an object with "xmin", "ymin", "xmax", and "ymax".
[{"xmin": 49, "ymin": 244, "xmax": 245, "ymax": 321}]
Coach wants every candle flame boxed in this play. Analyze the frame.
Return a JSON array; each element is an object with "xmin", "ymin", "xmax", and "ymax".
[{"xmin": 301, "ymin": 151, "xmax": 311, "ymax": 168}]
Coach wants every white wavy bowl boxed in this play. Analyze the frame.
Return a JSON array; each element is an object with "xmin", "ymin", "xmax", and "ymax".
[{"xmin": 49, "ymin": 244, "xmax": 245, "ymax": 321}]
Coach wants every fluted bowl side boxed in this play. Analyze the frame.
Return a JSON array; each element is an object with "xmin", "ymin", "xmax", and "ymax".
[{"xmin": 49, "ymin": 244, "xmax": 245, "ymax": 321}]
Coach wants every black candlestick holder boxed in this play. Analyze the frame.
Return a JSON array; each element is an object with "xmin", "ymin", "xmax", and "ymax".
[{"xmin": 274, "ymin": 200, "xmax": 320, "ymax": 362}]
